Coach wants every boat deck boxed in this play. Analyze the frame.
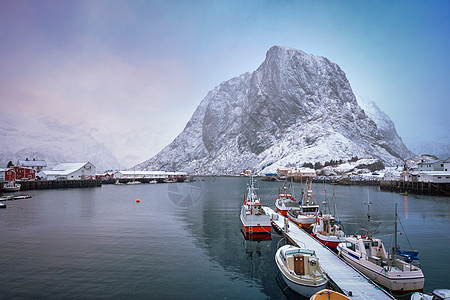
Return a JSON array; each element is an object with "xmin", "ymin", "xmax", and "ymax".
[{"xmin": 263, "ymin": 206, "xmax": 395, "ymax": 299}]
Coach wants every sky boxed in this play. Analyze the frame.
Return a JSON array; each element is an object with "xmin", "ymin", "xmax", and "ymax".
[{"xmin": 1, "ymin": 0, "xmax": 449, "ymax": 167}]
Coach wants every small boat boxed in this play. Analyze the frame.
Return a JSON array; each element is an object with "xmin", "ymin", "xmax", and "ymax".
[
  {"xmin": 275, "ymin": 181, "xmax": 300, "ymax": 216},
  {"xmin": 3, "ymin": 181, "xmax": 21, "ymax": 192},
  {"xmin": 0, "ymin": 202, "xmax": 6, "ymax": 209},
  {"xmin": 310, "ymin": 289, "xmax": 351, "ymax": 300},
  {"xmin": 311, "ymin": 191, "xmax": 346, "ymax": 250},
  {"xmin": 311, "ymin": 215, "xmax": 346, "ymax": 250},
  {"xmin": 240, "ymin": 176, "xmax": 271, "ymax": 236},
  {"xmin": 410, "ymin": 289, "xmax": 450, "ymax": 300},
  {"xmin": 126, "ymin": 181, "xmax": 141, "ymax": 185},
  {"xmin": 149, "ymin": 180, "xmax": 158, "ymax": 184},
  {"xmin": 337, "ymin": 203, "xmax": 424, "ymax": 293},
  {"xmin": 287, "ymin": 179, "xmax": 319, "ymax": 229},
  {"xmin": 275, "ymin": 245, "xmax": 328, "ymax": 298}
]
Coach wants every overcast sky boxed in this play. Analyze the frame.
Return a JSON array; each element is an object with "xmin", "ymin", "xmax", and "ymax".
[{"xmin": 1, "ymin": 0, "xmax": 449, "ymax": 166}]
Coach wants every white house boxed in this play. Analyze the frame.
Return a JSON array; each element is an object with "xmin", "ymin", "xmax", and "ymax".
[
  {"xmin": 38, "ymin": 162, "xmax": 96, "ymax": 180},
  {"xmin": 418, "ymin": 159, "xmax": 444, "ymax": 171},
  {"xmin": 407, "ymin": 171, "xmax": 450, "ymax": 183},
  {"xmin": 114, "ymin": 170, "xmax": 168, "ymax": 180},
  {"xmin": 443, "ymin": 157, "xmax": 450, "ymax": 172},
  {"xmin": 17, "ymin": 158, "xmax": 47, "ymax": 172}
]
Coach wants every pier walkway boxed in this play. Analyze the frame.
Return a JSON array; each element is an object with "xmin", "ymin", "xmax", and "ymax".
[{"xmin": 263, "ymin": 206, "xmax": 395, "ymax": 299}]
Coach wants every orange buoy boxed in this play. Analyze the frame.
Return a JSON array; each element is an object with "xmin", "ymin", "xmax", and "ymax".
[{"xmin": 136, "ymin": 199, "xmax": 140, "ymax": 203}]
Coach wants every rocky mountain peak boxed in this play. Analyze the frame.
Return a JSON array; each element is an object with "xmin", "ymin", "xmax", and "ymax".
[{"xmin": 137, "ymin": 46, "xmax": 412, "ymax": 174}]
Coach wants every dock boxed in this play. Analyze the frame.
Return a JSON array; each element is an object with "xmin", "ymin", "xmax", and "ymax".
[{"xmin": 263, "ymin": 206, "xmax": 395, "ymax": 299}]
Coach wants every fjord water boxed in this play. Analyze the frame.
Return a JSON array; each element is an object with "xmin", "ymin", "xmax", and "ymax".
[{"xmin": 0, "ymin": 177, "xmax": 448, "ymax": 299}]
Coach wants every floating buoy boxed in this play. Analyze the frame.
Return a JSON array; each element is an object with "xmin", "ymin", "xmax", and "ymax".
[{"xmin": 136, "ymin": 199, "xmax": 140, "ymax": 203}]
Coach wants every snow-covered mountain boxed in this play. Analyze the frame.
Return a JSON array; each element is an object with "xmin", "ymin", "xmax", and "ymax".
[
  {"xmin": 136, "ymin": 46, "xmax": 413, "ymax": 175},
  {"xmin": 0, "ymin": 111, "xmax": 123, "ymax": 171}
]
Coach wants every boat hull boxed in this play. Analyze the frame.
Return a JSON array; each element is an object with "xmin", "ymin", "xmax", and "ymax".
[
  {"xmin": 337, "ymin": 245, "xmax": 424, "ymax": 293},
  {"xmin": 241, "ymin": 223, "xmax": 272, "ymax": 234},
  {"xmin": 288, "ymin": 215, "xmax": 316, "ymax": 228},
  {"xmin": 313, "ymin": 233, "xmax": 346, "ymax": 250},
  {"xmin": 279, "ymin": 270, "xmax": 327, "ymax": 298},
  {"xmin": 276, "ymin": 207, "xmax": 288, "ymax": 216}
]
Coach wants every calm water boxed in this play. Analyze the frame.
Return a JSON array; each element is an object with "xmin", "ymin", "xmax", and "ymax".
[{"xmin": 0, "ymin": 177, "xmax": 449, "ymax": 299}]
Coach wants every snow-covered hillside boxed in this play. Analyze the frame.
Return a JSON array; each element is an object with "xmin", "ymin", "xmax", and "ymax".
[
  {"xmin": 136, "ymin": 46, "xmax": 413, "ymax": 175},
  {"xmin": 0, "ymin": 111, "xmax": 123, "ymax": 171}
]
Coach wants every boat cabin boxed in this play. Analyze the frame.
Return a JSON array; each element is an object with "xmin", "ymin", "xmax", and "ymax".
[
  {"xmin": 301, "ymin": 204, "xmax": 320, "ymax": 215},
  {"xmin": 343, "ymin": 236, "xmax": 389, "ymax": 264},
  {"xmin": 278, "ymin": 247, "xmax": 321, "ymax": 276}
]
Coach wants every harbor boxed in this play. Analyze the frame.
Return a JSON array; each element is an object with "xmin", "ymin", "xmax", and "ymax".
[
  {"xmin": 0, "ymin": 177, "xmax": 448, "ymax": 299},
  {"xmin": 264, "ymin": 206, "xmax": 394, "ymax": 299}
]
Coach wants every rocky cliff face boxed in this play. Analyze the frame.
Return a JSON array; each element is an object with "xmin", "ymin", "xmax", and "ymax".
[{"xmin": 137, "ymin": 46, "xmax": 413, "ymax": 174}]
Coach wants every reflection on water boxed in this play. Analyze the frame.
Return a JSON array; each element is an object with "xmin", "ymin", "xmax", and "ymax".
[{"xmin": 0, "ymin": 177, "xmax": 449, "ymax": 298}]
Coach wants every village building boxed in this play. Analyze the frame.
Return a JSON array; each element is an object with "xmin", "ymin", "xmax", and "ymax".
[
  {"xmin": 38, "ymin": 162, "xmax": 96, "ymax": 180},
  {"xmin": 417, "ymin": 159, "xmax": 444, "ymax": 171},
  {"xmin": 95, "ymin": 171, "xmax": 115, "ymax": 181},
  {"xmin": 12, "ymin": 166, "xmax": 36, "ymax": 180},
  {"xmin": 0, "ymin": 168, "xmax": 16, "ymax": 181},
  {"xmin": 17, "ymin": 158, "xmax": 47, "ymax": 172},
  {"xmin": 114, "ymin": 170, "xmax": 168, "ymax": 180}
]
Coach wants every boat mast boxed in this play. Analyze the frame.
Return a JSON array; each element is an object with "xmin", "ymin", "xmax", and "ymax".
[
  {"xmin": 364, "ymin": 199, "xmax": 373, "ymax": 238},
  {"xmin": 394, "ymin": 203, "xmax": 399, "ymax": 252}
]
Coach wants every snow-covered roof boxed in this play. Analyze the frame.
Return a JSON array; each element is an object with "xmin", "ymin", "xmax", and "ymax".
[
  {"xmin": 18, "ymin": 159, "xmax": 47, "ymax": 167},
  {"xmin": 409, "ymin": 171, "xmax": 450, "ymax": 176},
  {"xmin": 45, "ymin": 162, "xmax": 95, "ymax": 176},
  {"xmin": 418, "ymin": 159, "xmax": 442, "ymax": 165}
]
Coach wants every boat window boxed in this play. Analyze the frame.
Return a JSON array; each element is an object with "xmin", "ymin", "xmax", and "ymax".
[
  {"xmin": 364, "ymin": 242, "xmax": 370, "ymax": 250},
  {"xmin": 372, "ymin": 241, "xmax": 379, "ymax": 247},
  {"xmin": 285, "ymin": 249, "xmax": 315, "ymax": 256},
  {"xmin": 346, "ymin": 242, "xmax": 355, "ymax": 251}
]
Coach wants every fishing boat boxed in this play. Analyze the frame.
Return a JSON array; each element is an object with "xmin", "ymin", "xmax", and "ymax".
[
  {"xmin": 3, "ymin": 181, "xmax": 21, "ymax": 192},
  {"xmin": 311, "ymin": 191, "xmax": 346, "ymax": 250},
  {"xmin": 310, "ymin": 289, "xmax": 351, "ymax": 300},
  {"xmin": 275, "ymin": 245, "xmax": 328, "ymax": 298},
  {"xmin": 275, "ymin": 181, "xmax": 300, "ymax": 216},
  {"xmin": 311, "ymin": 215, "xmax": 346, "ymax": 250},
  {"xmin": 337, "ymin": 203, "xmax": 424, "ymax": 293},
  {"xmin": 287, "ymin": 179, "xmax": 319, "ymax": 229},
  {"xmin": 240, "ymin": 176, "xmax": 271, "ymax": 236}
]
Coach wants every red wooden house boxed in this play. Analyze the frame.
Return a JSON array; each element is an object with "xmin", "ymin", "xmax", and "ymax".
[
  {"xmin": 0, "ymin": 168, "xmax": 16, "ymax": 181},
  {"xmin": 12, "ymin": 166, "xmax": 36, "ymax": 180}
]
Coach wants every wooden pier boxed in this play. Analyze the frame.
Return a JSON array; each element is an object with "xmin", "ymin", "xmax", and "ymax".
[
  {"xmin": 380, "ymin": 180, "xmax": 450, "ymax": 197},
  {"xmin": 1, "ymin": 179, "xmax": 102, "ymax": 191},
  {"xmin": 263, "ymin": 207, "xmax": 395, "ymax": 299}
]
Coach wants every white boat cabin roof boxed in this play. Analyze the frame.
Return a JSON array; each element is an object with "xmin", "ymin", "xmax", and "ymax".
[{"xmin": 280, "ymin": 246, "xmax": 316, "ymax": 258}]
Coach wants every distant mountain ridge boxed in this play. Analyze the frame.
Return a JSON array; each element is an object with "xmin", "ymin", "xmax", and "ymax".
[
  {"xmin": 137, "ymin": 46, "xmax": 413, "ymax": 174},
  {"xmin": 0, "ymin": 111, "xmax": 123, "ymax": 171}
]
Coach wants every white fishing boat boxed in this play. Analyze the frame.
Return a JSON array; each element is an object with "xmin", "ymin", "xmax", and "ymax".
[
  {"xmin": 287, "ymin": 179, "xmax": 319, "ymax": 229},
  {"xmin": 240, "ymin": 176, "xmax": 271, "ymax": 236},
  {"xmin": 275, "ymin": 245, "xmax": 328, "ymax": 298},
  {"xmin": 275, "ymin": 181, "xmax": 300, "ymax": 216},
  {"xmin": 3, "ymin": 181, "xmax": 21, "ymax": 192},
  {"xmin": 337, "ymin": 203, "xmax": 424, "ymax": 293}
]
